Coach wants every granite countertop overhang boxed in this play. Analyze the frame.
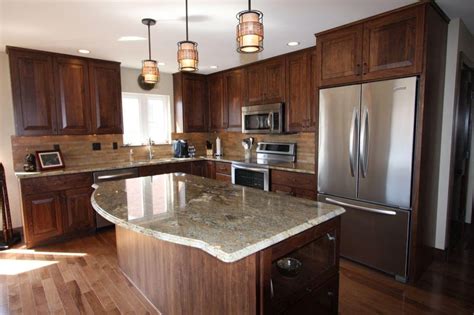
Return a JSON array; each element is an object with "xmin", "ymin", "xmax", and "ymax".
[
  {"xmin": 15, "ymin": 155, "xmax": 315, "ymax": 179},
  {"xmin": 91, "ymin": 173, "xmax": 344, "ymax": 263}
]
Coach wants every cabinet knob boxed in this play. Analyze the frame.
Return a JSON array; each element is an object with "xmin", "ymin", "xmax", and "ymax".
[
  {"xmin": 326, "ymin": 233, "xmax": 335, "ymax": 241},
  {"xmin": 363, "ymin": 62, "xmax": 368, "ymax": 75},
  {"xmin": 328, "ymin": 291, "xmax": 334, "ymax": 297},
  {"xmin": 356, "ymin": 64, "xmax": 361, "ymax": 75},
  {"xmin": 306, "ymin": 287, "xmax": 313, "ymax": 293}
]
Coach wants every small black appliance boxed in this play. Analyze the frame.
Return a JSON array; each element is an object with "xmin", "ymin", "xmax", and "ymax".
[{"xmin": 173, "ymin": 140, "xmax": 189, "ymax": 158}]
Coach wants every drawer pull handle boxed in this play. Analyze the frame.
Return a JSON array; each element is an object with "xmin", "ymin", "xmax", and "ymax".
[
  {"xmin": 326, "ymin": 233, "xmax": 335, "ymax": 241},
  {"xmin": 270, "ymin": 279, "xmax": 274, "ymax": 298}
]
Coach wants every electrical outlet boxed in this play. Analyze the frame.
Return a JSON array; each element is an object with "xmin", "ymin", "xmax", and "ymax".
[
  {"xmin": 92, "ymin": 143, "xmax": 101, "ymax": 151},
  {"xmin": 53, "ymin": 144, "xmax": 60, "ymax": 151},
  {"xmin": 113, "ymin": 142, "xmax": 118, "ymax": 150}
]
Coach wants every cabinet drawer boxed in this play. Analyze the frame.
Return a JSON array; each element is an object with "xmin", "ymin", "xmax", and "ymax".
[
  {"xmin": 21, "ymin": 173, "xmax": 92, "ymax": 194},
  {"xmin": 215, "ymin": 162, "xmax": 231, "ymax": 175},
  {"xmin": 272, "ymin": 184, "xmax": 316, "ymax": 201},
  {"xmin": 271, "ymin": 170, "xmax": 316, "ymax": 191},
  {"xmin": 215, "ymin": 173, "xmax": 231, "ymax": 183}
]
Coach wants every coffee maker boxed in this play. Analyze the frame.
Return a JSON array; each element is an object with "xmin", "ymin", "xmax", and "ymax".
[{"xmin": 173, "ymin": 140, "xmax": 189, "ymax": 158}]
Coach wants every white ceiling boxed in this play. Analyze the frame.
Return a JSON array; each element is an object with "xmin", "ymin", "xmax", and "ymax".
[{"xmin": 0, "ymin": 0, "xmax": 472, "ymax": 74}]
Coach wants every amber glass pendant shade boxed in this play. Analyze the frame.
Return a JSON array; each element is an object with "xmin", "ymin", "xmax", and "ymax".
[
  {"xmin": 177, "ymin": 41, "xmax": 199, "ymax": 72},
  {"xmin": 236, "ymin": 3, "xmax": 264, "ymax": 53},
  {"xmin": 141, "ymin": 59, "xmax": 159, "ymax": 84}
]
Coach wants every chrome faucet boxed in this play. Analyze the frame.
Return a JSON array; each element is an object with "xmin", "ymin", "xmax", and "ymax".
[{"xmin": 147, "ymin": 138, "xmax": 154, "ymax": 160}]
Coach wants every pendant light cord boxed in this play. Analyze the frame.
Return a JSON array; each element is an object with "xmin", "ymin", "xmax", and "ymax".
[
  {"xmin": 185, "ymin": 0, "xmax": 189, "ymax": 41},
  {"xmin": 147, "ymin": 23, "xmax": 152, "ymax": 60},
  {"xmin": 248, "ymin": 0, "xmax": 251, "ymax": 10}
]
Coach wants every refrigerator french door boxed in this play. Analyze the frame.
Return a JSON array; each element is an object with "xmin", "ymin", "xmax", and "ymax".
[{"xmin": 318, "ymin": 77, "xmax": 417, "ymax": 282}]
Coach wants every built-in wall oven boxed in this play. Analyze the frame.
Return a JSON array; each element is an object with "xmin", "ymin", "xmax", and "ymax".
[{"xmin": 242, "ymin": 103, "xmax": 284, "ymax": 134}]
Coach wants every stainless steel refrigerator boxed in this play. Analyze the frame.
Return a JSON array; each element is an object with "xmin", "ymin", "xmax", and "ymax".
[{"xmin": 317, "ymin": 77, "xmax": 417, "ymax": 282}]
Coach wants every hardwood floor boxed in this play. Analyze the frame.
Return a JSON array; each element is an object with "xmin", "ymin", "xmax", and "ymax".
[{"xmin": 0, "ymin": 227, "xmax": 473, "ymax": 314}]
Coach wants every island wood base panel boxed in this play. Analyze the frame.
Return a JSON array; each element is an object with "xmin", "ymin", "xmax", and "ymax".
[{"xmin": 115, "ymin": 226, "xmax": 258, "ymax": 314}]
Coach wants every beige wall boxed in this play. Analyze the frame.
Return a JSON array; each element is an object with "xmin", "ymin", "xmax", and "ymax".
[
  {"xmin": 0, "ymin": 51, "xmax": 22, "ymax": 228},
  {"xmin": 436, "ymin": 19, "xmax": 474, "ymax": 249}
]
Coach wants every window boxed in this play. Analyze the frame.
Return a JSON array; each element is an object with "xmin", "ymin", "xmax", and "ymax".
[{"xmin": 122, "ymin": 92, "xmax": 172, "ymax": 145}]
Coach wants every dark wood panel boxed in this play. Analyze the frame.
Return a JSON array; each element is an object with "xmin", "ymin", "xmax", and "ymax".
[
  {"xmin": 23, "ymin": 192, "xmax": 63, "ymax": 247},
  {"xmin": 263, "ymin": 58, "xmax": 286, "ymax": 104},
  {"xmin": 183, "ymin": 74, "xmax": 208, "ymax": 132},
  {"xmin": 208, "ymin": 74, "xmax": 228, "ymax": 130},
  {"xmin": 190, "ymin": 161, "xmax": 206, "ymax": 177},
  {"xmin": 116, "ymin": 226, "xmax": 258, "ymax": 314},
  {"xmin": 138, "ymin": 164, "xmax": 168, "ymax": 177},
  {"xmin": 215, "ymin": 173, "xmax": 232, "ymax": 183},
  {"xmin": 89, "ymin": 61, "xmax": 123, "ymax": 134},
  {"xmin": 21, "ymin": 173, "xmax": 92, "ymax": 195},
  {"xmin": 287, "ymin": 50, "xmax": 311, "ymax": 132},
  {"xmin": 271, "ymin": 170, "xmax": 316, "ymax": 191},
  {"xmin": 54, "ymin": 56, "xmax": 91, "ymax": 135},
  {"xmin": 63, "ymin": 187, "xmax": 95, "ymax": 233},
  {"xmin": 362, "ymin": 5, "xmax": 424, "ymax": 80},
  {"xmin": 308, "ymin": 48, "xmax": 318, "ymax": 132},
  {"xmin": 316, "ymin": 24, "xmax": 363, "ymax": 87},
  {"xmin": 246, "ymin": 64, "xmax": 264, "ymax": 105},
  {"xmin": 7, "ymin": 47, "xmax": 57, "ymax": 135},
  {"xmin": 224, "ymin": 69, "xmax": 246, "ymax": 131},
  {"xmin": 215, "ymin": 161, "xmax": 231, "ymax": 175},
  {"xmin": 205, "ymin": 160, "xmax": 216, "ymax": 179}
]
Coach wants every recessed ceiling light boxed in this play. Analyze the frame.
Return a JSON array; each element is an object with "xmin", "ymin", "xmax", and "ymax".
[
  {"xmin": 158, "ymin": 62, "xmax": 166, "ymax": 66},
  {"xmin": 210, "ymin": 65, "xmax": 218, "ymax": 69},
  {"xmin": 118, "ymin": 36, "xmax": 146, "ymax": 42},
  {"xmin": 287, "ymin": 41, "xmax": 300, "ymax": 47},
  {"xmin": 77, "ymin": 49, "xmax": 90, "ymax": 54}
]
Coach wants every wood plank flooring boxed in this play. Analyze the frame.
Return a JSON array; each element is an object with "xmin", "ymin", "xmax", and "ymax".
[{"xmin": 0, "ymin": 227, "xmax": 473, "ymax": 314}]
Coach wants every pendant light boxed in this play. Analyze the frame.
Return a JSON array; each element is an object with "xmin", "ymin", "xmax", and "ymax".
[
  {"xmin": 236, "ymin": 0, "xmax": 264, "ymax": 53},
  {"xmin": 141, "ymin": 18, "xmax": 159, "ymax": 84},
  {"xmin": 177, "ymin": 0, "xmax": 199, "ymax": 72}
]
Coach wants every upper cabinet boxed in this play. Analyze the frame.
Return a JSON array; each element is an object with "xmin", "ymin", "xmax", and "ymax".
[
  {"xmin": 246, "ymin": 57, "xmax": 286, "ymax": 105},
  {"xmin": 89, "ymin": 61, "xmax": 123, "ymax": 134},
  {"xmin": 224, "ymin": 69, "xmax": 246, "ymax": 131},
  {"xmin": 7, "ymin": 47, "xmax": 123, "ymax": 136},
  {"xmin": 286, "ymin": 49, "xmax": 315, "ymax": 133},
  {"xmin": 8, "ymin": 48, "xmax": 57, "ymax": 136},
  {"xmin": 174, "ymin": 72, "xmax": 208, "ymax": 133},
  {"xmin": 316, "ymin": 5, "xmax": 424, "ymax": 87},
  {"xmin": 54, "ymin": 56, "xmax": 91, "ymax": 135},
  {"xmin": 208, "ymin": 73, "xmax": 228, "ymax": 131}
]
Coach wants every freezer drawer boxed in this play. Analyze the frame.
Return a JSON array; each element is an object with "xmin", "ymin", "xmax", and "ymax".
[{"xmin": 319, "ymin": 195, "xmax": 409, "ymax": 281}]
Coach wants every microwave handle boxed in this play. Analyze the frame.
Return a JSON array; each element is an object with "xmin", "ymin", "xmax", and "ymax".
[{"xmin": 267, "ymin": 112, "xmax": 274, "ymax": 132}]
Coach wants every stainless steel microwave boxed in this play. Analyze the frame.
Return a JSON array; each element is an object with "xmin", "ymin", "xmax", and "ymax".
[{"xmin": 242, "ymin": 103, "xmax": 284, "ymax": 134}]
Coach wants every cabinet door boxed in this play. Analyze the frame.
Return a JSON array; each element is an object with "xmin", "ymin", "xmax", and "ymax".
[
  {"xmin": 205, "ymin": 161, "xmax": 216, "ymax": 179},
  {"xmin": 208, "ymin": 74, "xmax": 228, "ymax": 130},
  {"xmin": 263, "ymin": 58, "xmax": 286, "ymax": 103},
  {"xmin": 191, "ymin": 161, "xmax": 206, "ymax": 177},
  {"xmin": 54, "ymin": 56, "xmax": 91, "ymax": 135},
  {"xmin": 8, "ymin": 48, "xmax": 57, "ymax": 136},
  {"xmin": 316, "ymin": 24, "xmax": 363, "ymax": 87},
  {"xmin": 89, "ymin": 61, "xmax": 123, "ymax": 134},
  {"xmin": 246, "ymin": 65, "xmax": 264, "ymax": 105},
  {"xmin": 24, "ymin": 192, "xmax": 63, "ymax": 246},
  {"xmin": 183, "ymin": 75, "xmax": 208, "ymax": 132},
  {"xmin": 308, "ymin": 48, "xmax": 318, "ymax": 132},
  {"xmin": 362, "ymin": 6, "xmax": 424, "ymax": 80},
  {"xmin": 287, "ymin": 51, "xmax": 311, "ymax": 132},
  {"xmin": 224, "ymin": 69, "xmax": 246, "ymax": 131},
  {"xmin": 64, "ymin": 187, "xmax": 95, "ymax": 233}
]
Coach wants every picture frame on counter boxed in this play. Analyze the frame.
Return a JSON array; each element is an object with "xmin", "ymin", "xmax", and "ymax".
[{"xmin": 36, "ymin": 150, "xmax": 65, "ymax": 171}]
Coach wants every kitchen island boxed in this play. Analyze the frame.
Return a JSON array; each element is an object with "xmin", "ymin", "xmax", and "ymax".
[{"xmin": 92, "ymin": 173, "xmax": 345, "ymax": 314}]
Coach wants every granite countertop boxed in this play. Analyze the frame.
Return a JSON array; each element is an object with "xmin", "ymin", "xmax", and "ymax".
[
  {"xmin": 16, "ymin": 155, "xmax": 315, "ymax": 179},
  {"xmin": 91, "ymin": 173, "xmax": 344, "ymax": 263}
]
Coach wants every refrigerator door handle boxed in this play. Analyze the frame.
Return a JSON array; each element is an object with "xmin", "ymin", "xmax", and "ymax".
[
  {"xmin": 360, "ymin": 108, "xmax": 369, "ymax": 178},
  {"xmin": 349, "ymin": 108, "xmax": 359, "ymax": 177},
  {"xmin": 325, "ymin": 197, "xmax": 397, "ymax": 216}
]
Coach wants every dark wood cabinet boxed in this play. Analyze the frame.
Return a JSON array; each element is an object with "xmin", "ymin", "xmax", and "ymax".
[
  {"xmin": 246, "ymin": 58, "xmax": 285, "ymax": 105},
  {"xmin": 316, "ymin": 24, "xmax": 363, "ymax": 87},
  {"xmin": 54, "ymin": 56, "xmax": 91, "ymax": 135},
  {"xmin": 63, "ymin": 187, "xmax": 95, "ymax": 233},
  {"xmin": 8, "ymin": 48, "xmax": 57, "ymax": 136},
  {"xmin": 7, "ymin": 47, "xmax": 123, "ymax": 136},
  {"xmin": 309, "ymin": 48, "xmax": 318, "ymax": 132},
  {"xmin": 286, "ymin": 49, "xmax": 313, "ymax": 132},
  {"xmin": 174, "ymin": 73, "xmax": 208, "ymax": 133},
  {"xmin": 208, "ymin": 74, "xmax": 228, "ymax": 131},
  {"xmin": 260, "ymin": 217, "xmax": 340, "ymax": 315},
  {"xmin": 215, "ymin": 161, "xmax": 232, "ymax": 183},
  {"xmin": 271, "ymin": 170, "xmax": 316, "ymax": 200},
  {"xmin": 23, "ymin": 193, "xmax": 63, "ymax": 246},
  {"xmin": 191, "ymin": 161, "xmax": 206, "ymax": 177},
  {"xmin": 20, "ymin": 173, "xmax": 94, "ymax": 248},
  {"xmin": 205, "ymin": 161, "xmax": 216, "ymax": 179},
  {"xmin": 224, "ymin": 69, "xmax": 246, "ymax": 131},
  {"xmin": 362, "ymin": 5, "xmax": 424, "ymax": 80},
  {"xmin": 89, "ymin": 61, "xmax": 123, "ymax": 134},
  {"xmin": 316, "ymin": 5, "xmax": 424, "ymax": 87}
]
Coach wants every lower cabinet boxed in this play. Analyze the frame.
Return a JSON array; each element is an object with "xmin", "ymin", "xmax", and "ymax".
[
  {"xmin": 191, "ymin": 161, "xmax": 206, "ymax": 177},
  {"xmin": 20, "ymin": 173, "xmax": 94, "ymax": 248},
  {"xmin": 214, "ymin": 161, "xmax": 232, "ymax": 183},
  {"xmin": 260, "ymin": 216, "xmax": 340, "ymax": 314},
  {"xmin": 271, "ymin": 170, "xmax": 317, "ymax": 200}
]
